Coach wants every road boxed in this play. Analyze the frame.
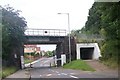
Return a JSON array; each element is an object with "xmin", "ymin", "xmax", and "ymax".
[
  {"xmin": 28, "ymin": 57, "xmax": 118, "ymax": 79},
  {"xmin": 31, "ymin": 57, "xmax": 54, "ymax": 68}
]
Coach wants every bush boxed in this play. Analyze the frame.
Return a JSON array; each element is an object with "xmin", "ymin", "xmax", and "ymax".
[{"xmin": 100, "ymin": 40, "xmax": 119, "ymax": 68}]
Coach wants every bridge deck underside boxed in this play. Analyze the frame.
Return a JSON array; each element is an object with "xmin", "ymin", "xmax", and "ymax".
[
  {"xmin": 24, "ymin": 36, "xmax": 66, "ymax": 44},
  {"xmin": 24, "ymin": 35, "xmax": 76, "ymax": 66}
]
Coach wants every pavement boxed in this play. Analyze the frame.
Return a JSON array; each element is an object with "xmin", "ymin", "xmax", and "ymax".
[
  {"xmin": 84, "ymin": 60, "xmax": 118, "ymax": 72},
  {"xmin": 2, "ymin": 68, "xmax": 30, "ymax": 80}
]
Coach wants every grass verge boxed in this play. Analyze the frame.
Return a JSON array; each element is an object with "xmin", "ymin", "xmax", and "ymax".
[
  {"xmin": 2, "ymin": 66, "xmax": 17, "ymax": 79},
  {"xmin": 63, "ymin": 60, "xmax": 95, "ymax": 71},
  {"xmin": 24, "ymin": 58, "xmax": 33, "ymax": 64},
  {"xmin": 0, "ymin": 70, "xmax": 2, "ymax": 79}
]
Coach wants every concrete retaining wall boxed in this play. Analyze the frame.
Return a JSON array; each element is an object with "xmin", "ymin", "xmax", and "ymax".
[{"xmin": 76, "ymin": 43, "xmax": 101, "ymax": 60}]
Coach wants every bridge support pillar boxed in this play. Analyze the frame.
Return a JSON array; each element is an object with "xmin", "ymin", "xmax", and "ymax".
[
  {"xmin": 62, "ymin": 36, "xmax": 77, "ymax": 63},
  {"xmin": 56, "ymin": 43, "xmax": 63, "ymax": 67},
  {"xmin": 20, "ymin": 44, "xmax": 25, "ymax": 69}
]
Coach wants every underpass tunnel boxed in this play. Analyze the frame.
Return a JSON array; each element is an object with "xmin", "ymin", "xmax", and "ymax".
[{"xmin": 80, "ymin": 47, "xmax": 94, "ymax": 60}]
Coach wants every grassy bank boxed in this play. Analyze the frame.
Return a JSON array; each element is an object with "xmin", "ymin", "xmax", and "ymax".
[
  {"xmin": 63, "ymin": 60, "xmax": 95, "ymax": 71},
  {"xmin": 101, "ymin": 59, "xmax": 119, "ymax": 69},
  {"xmin": 2, "ymin": 66, "xmax": 17, "ymax": 79}
]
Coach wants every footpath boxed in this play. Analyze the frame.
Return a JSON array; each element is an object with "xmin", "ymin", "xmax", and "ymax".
[
  {"xmin": 84, "ymin": 60, "xmax": 118, "ymax": 78},
  {"xmin": 2, "ymin": 58, "xmax": 44, "ymax": 80},
  {"xmin": 2, "ymin": 68, "xmax": 30, "ymax": 80},
  {"xmin": 84, "ymin": 60, "xmax": 118, "ymax": 72}
]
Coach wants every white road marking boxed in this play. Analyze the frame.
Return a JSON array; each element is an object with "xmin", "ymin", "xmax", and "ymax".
[
  {"xmin": 70, "ymin": 73, "xmax": 75, "ymax": 75},
  {"xmin": 43, "ymin": 60, "xmax": 49, "ymax": 63},
  {"xmin": 31, "ymin": 59, "xmax": 40, "ymax": 64},
  {"xmin": 46, "ymin": 74, "xmax": 52, "ymax": 76},
  {"xmin": 56, "ymin": 71, "xmax": 59, "ymax": 73},
  {"xmin": 70, "ymin": 75, "xmax": 78, "ymax": 79},
  {"xmin": 61, "ymin": 73, "xmax": 68, "ymax": 75},
  {"xmin": 88, "ymin": 72, "xmax": 92, "ymax": 74},
  {"xmin": 58, "ymin": 74, "xmax": 61, "ymax": 75},
  {"xmin": 51, "ymin": 70, "xmax": 54, "ymax": 72}
]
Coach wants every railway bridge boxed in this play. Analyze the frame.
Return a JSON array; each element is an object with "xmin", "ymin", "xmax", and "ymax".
[{"xmin": 21, "ymin": 28, "xmax": 76, "ymax": 68}]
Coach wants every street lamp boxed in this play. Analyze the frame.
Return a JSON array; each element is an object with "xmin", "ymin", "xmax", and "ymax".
[{"xmin": 58, "ymin": 13, "xmax": 71, "ymax": 62}]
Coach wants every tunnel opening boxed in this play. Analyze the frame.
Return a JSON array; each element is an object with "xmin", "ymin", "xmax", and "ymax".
[{"xmin": 80, "ymin": 47, "xmax": 94, "ymax": 60}]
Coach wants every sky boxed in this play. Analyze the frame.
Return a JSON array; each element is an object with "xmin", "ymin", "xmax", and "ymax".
[
  {"xmin": 1, "ymin": 0, "xmax": 95, "ymax": 51},
  {"xmin": 37, "ymin": 45, "xmax": 56, "ymax": 52}
]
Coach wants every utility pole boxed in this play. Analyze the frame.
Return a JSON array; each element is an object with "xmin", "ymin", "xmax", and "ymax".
[{"xmin": 58, "ymin": 13, "xmax": 71, "ymax": 62}]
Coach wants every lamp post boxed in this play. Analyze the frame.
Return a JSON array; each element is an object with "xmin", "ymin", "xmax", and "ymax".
[{"xmin": 58, "ymin": 13, "xmax": 71, "ymax": 62}]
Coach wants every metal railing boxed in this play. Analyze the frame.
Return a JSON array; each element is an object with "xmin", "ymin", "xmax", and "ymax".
[{"xmin": 25, "ymin": 28, "xmax": 67, "ymax": 36}]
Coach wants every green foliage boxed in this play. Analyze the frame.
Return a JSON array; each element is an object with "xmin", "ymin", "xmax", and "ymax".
[
  {"xmin": 84, "ymin": 3, "xmax": 102, "ymax": 35},
  {"xmin": 80, "ymin": 2, "xmax": 119, "ymax": 68},
  {"xmin": 30, "ymin": 52, "xmax": 36, "ymax": 56},
  {"xmin": 102, "ymin": 58, "xmax": 118, "ymax": 69},
  {"xmin": 45, "ymin": 51, "xmax": 53, "ymax": 57},
  {"xmin": 0, "ymin": 24, "xmax": 2, "ymax": 58},
  {"xmin": 24, "ymin": 58, "xmax": 33, "ymax": 64},
  {"xmin": 101, "ymin": 40, "xmax": 118, "ymax": 60},
  {"xmin": 24, "ymin": 52, "xmax": 37, "ymax": 56},
  {"xmin": 63, "ymin": 60, "xmax": 95, "ymax": 71},
  {"xmin": 99, "ymin": 28, "xmax": 106, "ymax": 38},
  {"xmin": 2, "ymin": 5, "xmax": 27, "ymax": 65},
  {"xmin": 71, "ymin": 2, "xmax": 119, "ymax": 68},
  {"xmin": 2, "ymin": 66, "xmax": 17, "ymax": 79}
]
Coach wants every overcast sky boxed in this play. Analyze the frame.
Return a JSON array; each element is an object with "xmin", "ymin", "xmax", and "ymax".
[
  {"xmin": 1, "ymin": 0, "xmax": 94, "ymax": 51},
  {"xmin": 1, "ymin": 0, "xmax": 94, "ymax": 30}
]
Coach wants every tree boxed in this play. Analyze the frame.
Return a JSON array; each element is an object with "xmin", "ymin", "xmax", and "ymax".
[
  {"xmin": 2, "ymin": 5, "xmax": 27, "ymax": 67},
  {"xmin": 81, "ymin": 2, "xmax": 120, "ymax": 67},
  {"xmin": 98, "ymin": 2, "xmax": 120, "ymax": 64},
  {"xmin": 45, "ymin": 51, "xmax": 53, "ymax": 57},
  {"xmin": 84, "ymin": 3, "xmax": 102, "ymax": 35}
]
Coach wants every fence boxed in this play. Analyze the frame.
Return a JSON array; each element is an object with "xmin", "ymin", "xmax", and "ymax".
[{"xmin": 25, "ymin": 28, "xmax": 66, "ymax": 36}]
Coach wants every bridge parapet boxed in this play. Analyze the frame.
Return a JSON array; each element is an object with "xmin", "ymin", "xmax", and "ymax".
[{"xmin": 25, "ymin": 28, "xmax": 66, "ymax": 36}]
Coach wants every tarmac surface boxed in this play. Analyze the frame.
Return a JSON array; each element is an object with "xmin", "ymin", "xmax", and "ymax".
[{"xmin": 3, "ymin": 57, "xmax": 118, "ymax": 80}]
